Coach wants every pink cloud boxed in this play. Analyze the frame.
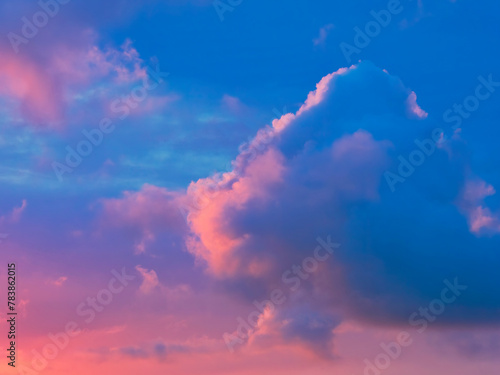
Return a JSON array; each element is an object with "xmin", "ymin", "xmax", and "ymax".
[
  {"xmin": 272, "ymin": 65, "xmax": 351, "ymax": 132},
  {"xmin": 100, "ymin": 184, "xmax": 187, "ymax": 254},
  {"xmin": 0, "ymin": 51, "xmax": 63, "ymax": 124},
  {"xmin": 89, "ymin": 62, "xmax": 500, "ymax": 361},
  {"xmin": 47, "ymin": 276, "xmax": 69, "ymax": 287},
  {"xmin": 51, "ymin": 36, "xmax": 148, "ymax": 86},
  {"xmin": 406, "ymin": 91, "xmax": 428, "ymax": 119},
  {"xmin": 221, "ymin": 94, "xmax": 245, "ymax": 114},
  {"xmin": 186, "ymin": 148, "xmax": 286, "ymax": 277},
  {"xmin": 181, "ymin": 65, "xmax": 396, "ymax": 281},
  {"xmin": 100, "ymin": 184, "xmax": 185, "ymax": 231},
  {"xmin": 457, "ymin": 179, "xmax": 500, "ymax": 235},
  {"xmin": 0, "ymin": 33, "xmax": 150, "ymax": 128},
  {"xmin": 135, "ymin": 266, "xmax": 160, "ymax": 294}
]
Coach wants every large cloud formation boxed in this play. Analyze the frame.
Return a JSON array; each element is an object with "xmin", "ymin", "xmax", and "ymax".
[{"xmin": 104, "ymin": 61, "xmax": 500, "ymax": 355}]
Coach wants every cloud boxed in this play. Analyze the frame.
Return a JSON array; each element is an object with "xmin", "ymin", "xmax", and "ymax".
[
  {"xmin": 118, "ymin": 340, "xmax": 197, "ymax": 361},
  {"xmin": 120, "ymin": 346, "xmax": 149, "ymax": 358},
  {"xmin": 221, "ymin": 94, "xmax": 245, "ymax": 114},
  {"xmin": 47, "ymin": 276, "xmax": 68, "ymax": 287},
  {"xmin": 0, "ymin": 32, "xmax": 149, "ymax": 128},
  {"xmin": 136, "ymin": 265, "xmax": 160, "ymax": 294},
  {"xmin": 430, "ymin": 330, "xmax": 500, "ymax": 359},
  {"xmin": 101, "ymin": 184, "xmax": 184, "ymax": 229},
  {"xmin": 0, "ymin": 52, "xmax": 63, "ymax": 125},
  {"xmin": 9, "ymin": 199, "xmax": 27, "ymax": 222},
  {"xmin": 100, "ymin": 184, "xmax": 187, "ymax": 254},
  {"xmin": 313, "ymin": 24, "xmax": 334, "ymax": 46},
  {"xmin": 457, "ymin": 178, "xmax": 500, "ymax": 235},
  {"xmin": 184, "ymin": 62, "xmax": 409, "ymax": 281},
  {"xmin": 182, "ymin": 61, "xmax": 500, "ymax": 328},
  {"xmin": 101, "ymin": 61, "xmax": 500, "ymax": 356},
  {"xmin": 0, "ymin": 199, "xmax": 27, "ymax": 224}
]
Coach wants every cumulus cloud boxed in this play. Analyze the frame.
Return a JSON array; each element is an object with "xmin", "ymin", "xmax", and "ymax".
[{"xmin": 101, "ymin": 61, "xmax": 500, "ymax": 355}]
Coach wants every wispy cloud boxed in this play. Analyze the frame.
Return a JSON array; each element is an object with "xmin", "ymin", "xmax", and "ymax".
[{"xmin": 313, "ymin": 23, "xmax": 334, "ymax": 46}]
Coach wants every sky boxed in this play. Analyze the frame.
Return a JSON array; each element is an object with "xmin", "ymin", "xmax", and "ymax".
[{"xmin": 0, "ymin": 0, "xmax": 499, "ymax": 374}]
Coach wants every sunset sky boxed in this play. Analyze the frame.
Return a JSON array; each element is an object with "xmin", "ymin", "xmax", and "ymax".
[{"xmin": 0, "ymin": 1, "xmax": 500, "ymax": 374}]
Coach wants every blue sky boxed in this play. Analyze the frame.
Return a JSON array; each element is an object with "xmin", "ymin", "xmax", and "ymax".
[{"xmin": 1, "ymin": 1, "xmax": 500, "ymax": 374}]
